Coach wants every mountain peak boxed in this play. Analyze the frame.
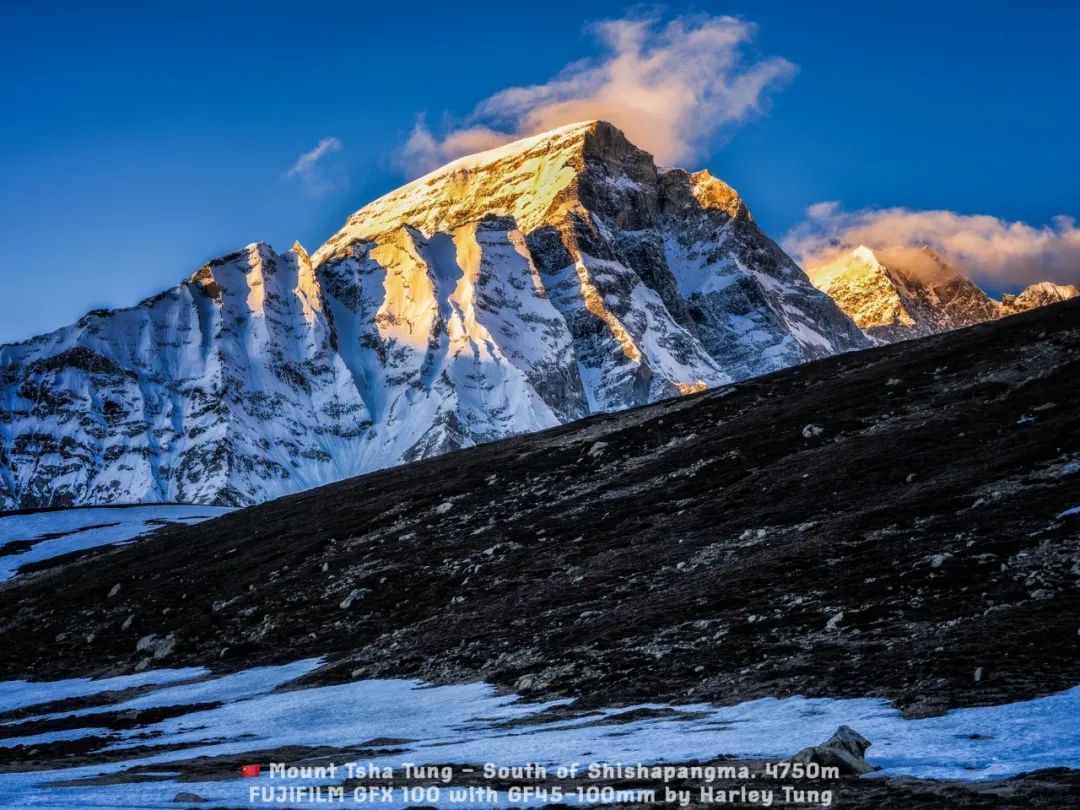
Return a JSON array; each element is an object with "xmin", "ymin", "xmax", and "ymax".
[
  {"xmin": 1, "ymin": 118, "xmax": 867, "ymax": 510},
  {"xmin": 424, "ymin": 120, "xmax": 618, "ymax": 176},
  {"xmin": 1003, "ymin": 280, "xmax": 1080, "ymax": 313},
  {"xmin": 851, "ymin": 244, "xmax": 881, "ymax": 266},
  {"xmin": 1022, "ymin": 280, "xmax": 1079, "ymax": 298},
  {"xmin": 686, "ymin": 169, "xmax": 749, "ymax": 220},
  {"xmin": 807, "ymin": 244, "xmax": 1076, "ymax": 344},
  {"xmin": 805, "ymin": 245, "xmax": 884, "ymax": 295},
  {"xmin": 314, "ymin": 120, "xmax": 657, "ymax": 259}
]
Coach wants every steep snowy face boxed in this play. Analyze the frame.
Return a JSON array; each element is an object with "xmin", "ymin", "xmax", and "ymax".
[
  {"xmin": 318, "ymin": 120, "xmax": 866, "ymax": 399},
  {"xmin": 1, "ymin": 121, "xmax": 867, "ymax": 509},
  {"xmin": 0, "ymin": 244, "xmax": 371, "ymax": 507},
  {"xmin": 316, "ymin": 216, "xmax": 585, "ymax": 464}
]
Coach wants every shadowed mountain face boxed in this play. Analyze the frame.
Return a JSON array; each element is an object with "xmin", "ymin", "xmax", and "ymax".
[
  {"xmin": 807, "ymin": 245, "xmax": 1080, "ymax": 344},
  {"xmin": 0, "ymin": 122, "xmax": 866, "ymax": 511},
  {"xmin": 1, "ymin": 299, "xmax": 1076, "ymax": 725}
]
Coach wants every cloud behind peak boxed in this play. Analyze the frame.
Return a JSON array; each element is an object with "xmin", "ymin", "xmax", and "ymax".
[
  {"xmin": 785, "ymin": 202, "xmax": 1080, "ymax": 290},
  {"xmin": 399, "ymin": 14, "xmax": 795, "ymax": 175}
]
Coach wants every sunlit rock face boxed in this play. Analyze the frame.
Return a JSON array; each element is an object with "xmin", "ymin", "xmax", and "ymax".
[
  {"xmin": 807, "ymin": 245, "xmax": 1079, "ymax": 345},
  {"xmin": 1001, "ymin": 281, "xmax": 1080, "ymax": 314},
  {"xmin": 0, "ymin": 121, "xmax": 867, "ymax": 508}
]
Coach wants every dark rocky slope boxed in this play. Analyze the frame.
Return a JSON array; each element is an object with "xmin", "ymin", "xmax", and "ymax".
[{"xmin": 0, "ymin": 301, "xmax": 1078, "ymax": 724}]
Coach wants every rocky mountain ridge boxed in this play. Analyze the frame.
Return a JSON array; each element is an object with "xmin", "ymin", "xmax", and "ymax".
[
  {"xmin": 807, "ymin": 244, "xmax": 1079, "ymax": 343},
  {"xmin": 0, "ymin": 121, "xmax": 867, "ymax": 509}
]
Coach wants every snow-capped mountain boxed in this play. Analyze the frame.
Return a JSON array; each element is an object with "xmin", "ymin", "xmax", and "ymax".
[
  {"xmin": 0, "ymin": 121, "xmax": 866, "ymax": 509},
  {"xmin": 807, "ymin": 245, "xmax": 1078, "ymax": 344},
  {"xmin": 1001, "ymin": 281, "xmax": 1080, "ymax": 314}
]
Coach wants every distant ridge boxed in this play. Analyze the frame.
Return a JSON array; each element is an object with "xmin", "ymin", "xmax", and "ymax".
[{"xmin": 807, "ymin": 244, "xmax": 1078, "ymax": 343}]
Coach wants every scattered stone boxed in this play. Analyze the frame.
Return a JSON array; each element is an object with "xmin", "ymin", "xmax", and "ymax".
[
  {"xmin": 588, "ymin": 441, "xmax": 609, "ymax": 458},
  {"xmin": 974, "ymin": 667, "xmax": 984, "ymax": 683},
  {"xmin": 339, "ymin": 588, "xmax": 371, "ymax": 609},
  {"xmin": 793, "ymin": 725, "xmax": 878, "ymax": 775},
  {"xmin": 135, "ymin": 634, "xmax": 175, "ymax": 660},
  {"xmin": 435, "ymin": 501, "xmax": 454, "ymax": 515},
  {"xmin": 802, "ymin": 424, "xmax": 824, "ymax": 439},
  {"xmin": 825, "ymin": 611, "xmax": 844, "ymax": 632},
  {"xmin": 172, "ymin": 791, "xmax": 207, "ymax": 803},
  {"xmin": 121, "ymin": 614, "xmax": 134, "ymax": 631},
  {"xmin": 906, "ymin": 473, "xmax": 917, "ymax": 483},
  {"xmin": 515, "ymin": 673, "xmax": 549, "ymax": 693},
  {"xmin": 108, "ymin": 583, "xmax": 121, "ymax": 598}
]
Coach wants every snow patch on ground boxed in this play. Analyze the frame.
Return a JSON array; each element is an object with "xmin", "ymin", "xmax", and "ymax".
[
  {"xmin": 0, "ymin": 506, "xmax": 234, "ymax": 581},
  {"xmin": 0, "ymin": 667, "xmax": 207, "ymax": 716},
  {"xmin": 0, "ymin": 660, "xmax": 1077, "ymax": 808}
]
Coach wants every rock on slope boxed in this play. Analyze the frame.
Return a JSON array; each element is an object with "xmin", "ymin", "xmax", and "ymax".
[
  {"xmin": 0, "ymin": 121, "xmax": 866, "ymax": 509},
  {"xmin": 807, "ymin": 244, "xmax": 1079, "ymax": 344}
]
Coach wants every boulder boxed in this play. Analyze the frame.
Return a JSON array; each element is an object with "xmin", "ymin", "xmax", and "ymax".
[
  {"xmin": 172, "ymin": 791, "xmax": 207, "ymax": 803},
  {"xmin": 135, "ymin": 634, "xmax": 176, "ymax": 660},
  {"xmin": 339, "ymin": 588, "xmax": 371, "ymax": 609},
  {"xmin": 793, "ymin": 725, "xmax": 878, "ymax": 775}
]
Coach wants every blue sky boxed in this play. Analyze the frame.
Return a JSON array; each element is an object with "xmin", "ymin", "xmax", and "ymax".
[{"xmin": 2, "ymin": 1, "xmax": 1078, "ymax": 343}]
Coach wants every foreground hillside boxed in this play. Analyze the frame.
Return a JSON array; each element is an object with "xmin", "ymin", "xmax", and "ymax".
[
  {"xmin": 1, "ymin": 300, "xmax": 1077, "ymax": 720},
  {"xmin": 0, "ymin": 301, "xmax": 1078, "ymax": 807}
]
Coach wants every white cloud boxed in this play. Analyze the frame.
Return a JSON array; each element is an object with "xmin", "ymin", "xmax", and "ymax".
[
  {"xmin": 286, "ymin": 137, "xmax": 345, "ymax": 196},
  {"xmin": 399, "ymin": 14, "xmax": 795, "ymax": 175},
  {"xmin": 785, "ymin": 202, "xmax": 1080, "ymax": 289},
  {"xmin": 399, "ymin": 122, "xmax": 511, "ymax": 175}
]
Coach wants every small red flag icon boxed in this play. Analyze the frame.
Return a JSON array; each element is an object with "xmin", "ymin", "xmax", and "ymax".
[{"xmin": 241, "ymin": 764, "xmax": 261, "ymax": 777}]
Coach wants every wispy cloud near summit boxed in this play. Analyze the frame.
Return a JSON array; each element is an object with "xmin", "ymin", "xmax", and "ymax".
[
  {"xmin": 399, "ymin": 14, "xmax": 795, "ymax": 175},
  {"xmin": 286, "ymin": 137, "xmax": 345, "ymax": 197}
]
